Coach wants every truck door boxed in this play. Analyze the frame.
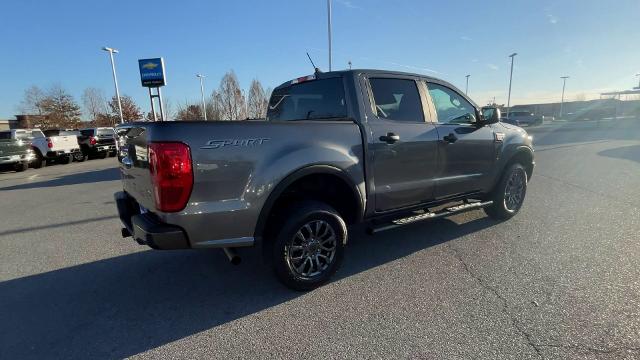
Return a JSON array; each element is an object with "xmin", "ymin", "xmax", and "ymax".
[
  {"xmin": 424, "ymin": 81, "xmax": 497, "ymax": 198},
  {"xmin": 366, "ymin": 77, "xmax": 440, "ymax": 212}
]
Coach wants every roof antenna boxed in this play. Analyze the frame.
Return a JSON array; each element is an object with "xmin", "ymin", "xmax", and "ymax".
[{"xmin": 307, "ymin": 52, "xmax": 322, "ymax": 74}]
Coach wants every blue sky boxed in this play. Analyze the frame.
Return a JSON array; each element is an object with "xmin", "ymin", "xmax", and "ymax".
[{"xmin": 1, "ymin": 0, "xmax": 638, "ymax": 119}]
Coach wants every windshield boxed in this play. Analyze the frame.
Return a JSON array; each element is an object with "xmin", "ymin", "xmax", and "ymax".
[
  {"xmin": 0, "ymin": 131, "xmax": 10, "ymax": 140},
  {"xmin": 267, "ymin": 78, "xmax": 347, "ymax": 121}
]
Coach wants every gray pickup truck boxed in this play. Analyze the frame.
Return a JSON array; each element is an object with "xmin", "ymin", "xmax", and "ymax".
[{"xmin": 115, "ymin": 69, "xmax": 534, "ymax": 290}]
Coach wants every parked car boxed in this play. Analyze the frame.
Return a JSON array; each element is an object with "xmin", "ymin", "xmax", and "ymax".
[
  {"xmin": 114, "ymin": 69, "xmax": 535, "ymax": 290},
  {"xmin": 502, "ymin": 111, "xmax": 543, "ymax": 126},
  {"xmin": 0, "ymin": 131, "xmax": 35, "ymax": 172},
  {"xmin": 78, "ymin": 128, "xmax": 117, "ymax": 159}
]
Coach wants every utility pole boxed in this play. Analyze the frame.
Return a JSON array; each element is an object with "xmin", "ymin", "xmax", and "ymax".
[
  {"xmin": 636, "ymin": 73, "xmax": 640, "ymax": 88},
  {"xmin": 102, "ymin": 47, "xmax": 123, "ymax": 124},
  {"xmin": 348, "ymin": 60, "xmax": 352, "ymax": 70},
  {"xmin": 506, "ymin": 53, "xmax": 517, "ymax": 119},
  {"xmin": 560, "ymin": 76, "xmax": 569, "ymax": 119},
  {"xmin": 465, "ymin": 74, "xmax": 470, "ymax": 95},
  {"xmin": 327, "ymin": 0, "xmax": 332, "ymax": 71},
  {"xmin": 196, "ymin": 74, "xmax": 207, "ymax": 120}
]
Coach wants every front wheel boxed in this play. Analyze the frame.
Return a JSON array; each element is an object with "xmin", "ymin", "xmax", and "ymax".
[
  {"xmin": 14, "ymin": 161, "xmax": 28, "ymax": 172},
  {"xmin": 73, "ymin": 152, "xmax": 88, "ymax": 162},
  {"xmin": 272, "ymin": 201, "xmax": 347, "ymax": 291},
  {"xmin": 484, "ymin": 163, "xmax": 528, "ymax": 220}
]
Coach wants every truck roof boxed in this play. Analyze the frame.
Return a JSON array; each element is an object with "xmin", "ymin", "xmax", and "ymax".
[{"xmin": 274, "ymin": 69, "xmax": 444, "ymax": 90}]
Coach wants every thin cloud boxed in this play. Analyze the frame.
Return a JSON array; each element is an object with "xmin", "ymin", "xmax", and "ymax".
[
  {"xmin": 460, "ymin": 36, "xmax": 472, "ymax": 41},
  {"xmin": 471, "ymin": 59, "xmax": 479, "ymax": 63},
  {"xmin": 546, "ymin": 14, "xmax": 558, "ymax": 24},
  {"xmin": 336, "ymin": 0, "xmax": 360, "ymax": 9},
  {"xmin": 487, "ymin": 63, "xmax": 499, "ymax": 71}
]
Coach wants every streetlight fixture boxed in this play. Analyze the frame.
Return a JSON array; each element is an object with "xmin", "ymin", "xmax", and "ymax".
[
  {"xmin": 327, "ymin": 0, "xmax": 332, "ymax": 71},
  {"xmin": 196, "ymin": 74, "xmax": 207, "ymax": 120},
  {"xmin": 560, "ymin": 76, "xmax": 570, "ymax": 119},
  {"xmin": 506, "ymin": 52, "xmax": 517, "ymax": 119},
  {"xmin": 465, "ymin": 74, "xmax": 470, "ymax": 95},
  {"xmin": 102, "ymin": 47, "xmax": 124, "ymax": 124}
]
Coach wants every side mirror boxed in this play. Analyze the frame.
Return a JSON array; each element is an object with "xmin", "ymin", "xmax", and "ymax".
[{"xmin": 481, "ymin": 106, "xmax": 501, "ymax": 124}]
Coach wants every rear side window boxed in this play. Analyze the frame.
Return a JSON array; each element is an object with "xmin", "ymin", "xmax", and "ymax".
[
  {"xmin": 80, "ymin": 129, "xmax": 95, "ymax": 136},
  {"xmin": 267, "ymin": 78, "xmax": 347, "ymax": 121},
  {"xmin": 0, "ymin": 131, "xmax": 10, "ymax": 140},
  {"xmin": 369, "ymin": 78, "xmax": 424, "ymax": 122},
  {"xmin": 97, "ymin": 128, "xmax": 115, "ymax": 136},
  {"xmin": 43, "ymin": 130, "xmax": 60, "ymax": 137}
]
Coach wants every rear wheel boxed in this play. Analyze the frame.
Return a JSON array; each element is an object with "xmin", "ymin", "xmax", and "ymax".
[
  {"xmin": 73, "ymin": 152, "xmax": 88, "ymax": 162},
  {"xmin": 14, "ymin": 161, "xmax": 28, "ymax": 172},
  {"xmin": 61, "ymin": 155, "xmax": 73, "ymax": 164},
  {"xmin": 108, "ymin": 150, "xmax": 117, "ymax": 157},
  {"xmin": 98, "ymin": 151, "xmax": 108, "ymax": 159},
  {"xmin": 484, "ymin": 163, "xmax": 528, "ymax": 220},
  {"xmin": 31, "ymin": 150, "xmax": 46, "ymax": 169},
  {"xmin": 272, "ymin": 201, "xmax": 346, "ymax": 291}
]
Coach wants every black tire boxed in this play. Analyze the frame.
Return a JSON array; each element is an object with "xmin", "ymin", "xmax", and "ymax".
[
  {"xmin": 73, "ymin": 152, "xmax": 88, "ymax": 162},
  {"xmin": 14, "ymin": 161, "xmax": 28, "ymax": 172},
  {"xmin": 272, "ymin": 200, "xmax": 347, "ymax": 291},
  {"xmin": 484, "ymin": 163, "xmax": 528, "ymax": 220},
  {"xmin": 31, "ymin": 150, "xmax": 46, "ymax": 169},
  {"xmin": 108, "ymin": 151, "xmax": 117, "ymax": 157},
  {"xmin": 61, "ymin": 155, "xmax": 73, "ymax": 164},
  {"xmin": 98, "ymin": 151, "xmax": 108, "ymax": 159}
]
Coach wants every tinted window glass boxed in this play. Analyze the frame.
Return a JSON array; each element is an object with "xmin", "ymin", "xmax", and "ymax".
[
  {"xmin": 0, "ymin": 131, "xmax": 10, "ymax": 140},
  {"xmin": 369, "ymin": 78, "xmax": 424, "ymax": 122},
  {"xmin": 267, "ymin": 78, "xmax": 347, "ymax": 121},
  {"xmin": 97, "ymin": 128, "xmax": 115, "ymax": 136},
  {"xmin": 43, "ymin": 129, "xmax": 60, "ymax": 137},
  {"xmin": 427, "ymin": 83, "xmax": 476, "ymax": 124},
  {"xmin": 80, "ymin": 129, "xmax": 95, "ymax": 136}
]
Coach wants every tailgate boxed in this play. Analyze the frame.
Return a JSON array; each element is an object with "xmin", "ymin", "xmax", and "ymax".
[
  {"xmin": 50, "ymin": 136, "xmax": 79, "ymax": 151},
  {"xmin": 117, "ymin": 126, "xmax": 155, "ymax": 211}
]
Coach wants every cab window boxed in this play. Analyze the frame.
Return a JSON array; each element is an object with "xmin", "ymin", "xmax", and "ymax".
[
  {"xmin": 369, "ymin": 78, "xmax": 424, "ymax": 122},
  {"xmin": 427, "ymin": 83, "xmax": 477, "ymax": 124}
]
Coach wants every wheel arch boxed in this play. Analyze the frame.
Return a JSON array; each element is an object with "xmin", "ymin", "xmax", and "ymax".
[
  {"xmin": 505, "ymin": 146, "xmax": 534, "ymax": 180},
  {"xmin": 254, "ymin": 165, "xmax": 364, "ymax": 244}
]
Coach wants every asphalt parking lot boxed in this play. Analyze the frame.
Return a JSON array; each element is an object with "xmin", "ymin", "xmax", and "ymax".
[{"xmin": 1, "ymin": 120, "xmax": 639, "ymax": 359}]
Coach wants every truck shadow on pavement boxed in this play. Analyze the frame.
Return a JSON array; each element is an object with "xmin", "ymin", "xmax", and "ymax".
[
  {"xmin": 0, "ymin": 167, "xmax": 120, "ymax": 191},
  {"xmin": 0, "ymin": 215, "xmax": 497, "ymax": 360},
  {"xmin": 597, "ymin": 144, "xmax": 640, "ymax": 164}
]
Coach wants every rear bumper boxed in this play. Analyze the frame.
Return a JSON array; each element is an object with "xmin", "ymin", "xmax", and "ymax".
[
  {"xmin": 89, "ymin": 145, "xmax": 116, "ymax": 153},
  {"xmin": 47, "ymin": 148, "xmax": 80, "ymax": 158},
  {"xmin": 0, "ymin": 153, "xmax": 33, "ymax": 165},
  {"xmin": 115, "ymin": 191, "xmax": 190, "ymax": 250}
]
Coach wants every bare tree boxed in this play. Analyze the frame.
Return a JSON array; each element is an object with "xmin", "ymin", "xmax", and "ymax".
[
  {"xmin": 175, "ymin": 102, "xmax": 203, "ymax": 121},
  {"xmin": 218, "ymin": 70, "xmax": 246, "ymax": 120},
  {"xmin": 247, "ymin": 79, "xmax": 267, "ymax": 119},
  {"xmin": 38, "ymin": 84, "xmax": 82, "ymax": 128},
  {"xmin": 108, "ymin": 95, "xmax": 143, "ymax": 123},
  {"xmin": 18, "ymin": 86, "xmax": 46, "ymax": 115},
  {"xmin": 82, "ymin": 87, "xmax": 108, "ymax": 122}
]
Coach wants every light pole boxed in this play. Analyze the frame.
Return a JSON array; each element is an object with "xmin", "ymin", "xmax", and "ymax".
[
  {"xmin": 327, "ymin": 0, "xmax": 332, "ymax": 71},
  {"xmin": 636, "ymin": 73, "xmax": 640, "ymax": 88},
  {"xmin": 560, "ymin": 76, "xmax": 569, "ymax": 119},
  {"xmin": 102, "ymin": 47, "xmax": 123, "ymax": 124},
  {"xmin": 196, "ymin": 74, "xmax": 207, "ymax": 120},
  {"xmin": 465, "ymin": 74, "xmax": 470, "ymax": 95},
  {"xmin": 506, "ymin": 53, "xmax": 517, "ymax": 119}
]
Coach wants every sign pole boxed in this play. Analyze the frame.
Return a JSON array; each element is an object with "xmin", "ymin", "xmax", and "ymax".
[
  {"xmin": 148, "ymin": 87, "xmax": 157, "ymax": 121},
  {"xmin": 157, "ymin": 87, "xmax": 166, "ymax": 121}
]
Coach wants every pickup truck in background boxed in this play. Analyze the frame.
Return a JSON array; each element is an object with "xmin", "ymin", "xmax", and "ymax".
[
  {"xmin": 115, "ymin": 69, "xmax": 534, "ymax": 290},
  {"xmin": 78, "ymin": 127, "xmax": 117, "ymax": 160},
  {"xmin": 0, "ymin": 131, "xmax": 34, "ymax": 172},
  {"xmin": 16, "ymin": 129, "xmax": 82, "ymax": 167},
  {"xmin": 502, "ymin": 110, "xmax": 544, "ymax": 126}
]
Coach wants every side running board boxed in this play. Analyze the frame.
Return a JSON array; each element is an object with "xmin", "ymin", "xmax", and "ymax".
[{"xmin": 367, "ymin": 200, "xmax": 493, "ymax": 234}]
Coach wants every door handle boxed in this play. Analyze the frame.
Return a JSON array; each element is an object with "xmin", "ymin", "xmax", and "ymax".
[
  {"xmin": 443, "ymin": 133, "xmax": 458, "ymax": 144},
  {"xmin": 379, "ymin": 132, "xmax": 400, "ymax": 144}
]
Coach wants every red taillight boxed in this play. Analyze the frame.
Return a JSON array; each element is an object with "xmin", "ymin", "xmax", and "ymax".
[
  {"xmin": 89, "ymin": 136, "xmax": 97, "ymax": 145},
  {"xmin": 46, "ymin": 138, "xmax": 53, "ymax": 148},
  {"xmin": 148, "ymin": 142, "xmax": 193, "ymax": 212}
]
